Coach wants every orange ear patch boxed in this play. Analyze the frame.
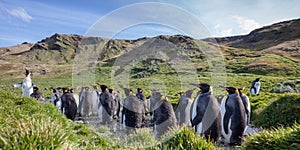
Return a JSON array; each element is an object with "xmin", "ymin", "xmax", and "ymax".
[
  {"xmin": 161, "ymin": 96, "xmax": 165, "ymax": 100},
  {"xmin": 235, "ymin": 89, "xmax": 239, "ymax": 94}
]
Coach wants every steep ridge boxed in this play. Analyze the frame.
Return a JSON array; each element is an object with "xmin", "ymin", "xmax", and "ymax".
[
  {"xmin": 204, "ymin": 18, "xmax": 300, "ymax": 50},
  {"xmin": 0, "ymin": 18, "xmax": 299, "ymax": 77}
]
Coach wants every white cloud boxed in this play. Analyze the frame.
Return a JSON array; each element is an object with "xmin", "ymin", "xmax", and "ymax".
[
  {"xmin": 232, "ymin": 15, "xmax": 260, "ymax": 33},
  {"xmin": 7, "ymin": 7, "xmax": 33, "ymax": 23},
  {"xmin": 213, "ymin": 24, "xmax": 233, "ymax": 37}
]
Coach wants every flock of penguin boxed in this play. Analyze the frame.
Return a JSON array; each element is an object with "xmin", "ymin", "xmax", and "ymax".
[{"xmin": 13, "ymin": 69, "xmax": 261, "ymax": 146}]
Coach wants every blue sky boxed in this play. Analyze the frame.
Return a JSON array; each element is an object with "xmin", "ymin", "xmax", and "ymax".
[{"xmin": 0, "ymin": 0, "xmax": 299, "ymax": 47}]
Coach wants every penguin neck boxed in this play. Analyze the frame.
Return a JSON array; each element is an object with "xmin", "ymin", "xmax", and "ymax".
[
  {"xmin": 23, "ymin": 75, "xmax": 32, "ymax": 85},
  {"xmin": 199, "ymin": 91, "xmax": 211, "ymax": 96},
  {"xmin": 228, "ymin": 93, "xmax": 239, "ymax": 97}
]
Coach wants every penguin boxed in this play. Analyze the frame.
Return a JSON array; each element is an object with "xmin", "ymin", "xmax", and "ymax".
[
  {"xmin": 109, "ymin": 88, "xmax": 121, "ymax": 120},
  {"xmin": 121, "ymin": 88, "xmax": 144, "ymax": 132},
  {"xmin": 78, "ymin": 87, "xmax": 86, "ymax": 115},
  {"xmin": 98, "ymin": 84, "xmax": 114, "ymax": 125},
  {"xmin": 238, "ymin": 88, "xmax": 251, "ymax": 134},
  {"xmin": 70, "ymin": 88, "xmax": 80, "ymax": 109},
  {"xmin": 51, "ymin": 88, "xmax": 62, "ymax": 111},
  {"xmin": 30, "ymin": 86, "xmax": 45, "ymax": 101},
  {"xmin": 175, "ymin": 89, "xmax": 194, "ymax": 126},
  {"xmin": 150, "ymin": 91, "xmax": 177, "ymax": 138},
  {"xmin": 13, "ymin": 69, "xmax": 35, "ymax": 97},
  {"xmin": 61, "ymin": 88, "xmax": 78, "ymax": 121},
  {"xmin": 221, "ymin": 86, "xmax": 246, "ymax": 145},
  {"xmin": 250, "ymin": 78, "xmax": 261, "ymax": 95},
  {"xmin": 136, "ymin": 88, "xmax": 148, "ymax": 123},
  {"xmin": 91, "ymin": 85, "xmax": 100, "ymax": 115},
  {"xmin": 190, "ymin": 83, "xmax": 222, "ymax": 143},
  {"xmin": 78, "ymin": 87, "xmax": 93, "ymax": 117}
]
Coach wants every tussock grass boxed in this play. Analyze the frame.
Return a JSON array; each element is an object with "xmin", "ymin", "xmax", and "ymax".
[
  {"xmin": 148, "ymin": 126, "xmax": 218, "ymax": 150},
  {"xmin": 242, "ymin": 123, "xmax": 300, "ymax": 150},
  {"xmin": 0, "ymin": 116, "xmax": 71, "ymax": 149},
  {"xmin": 254, "ymin": 94, "xmax": 300, "ymax": 128},
  {"xmin": 0, "ymin": 91, "xmax": 114, "ymax": 149}
]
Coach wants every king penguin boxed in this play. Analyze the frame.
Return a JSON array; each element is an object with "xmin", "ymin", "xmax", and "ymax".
[
  {"xmin": 190, "ymin": 83, "xmax": 221, "ymax": 143},
  {"xmin": 136, "ymin": 88, "xmax": 148, "ymax": 124},
  {"xmin": 150, "ymin": 90, "xmax": 177, "ymax": 138},
  {"xmin": 98, "ymin": 84, "xmax": 114, "ymax": 125},
  {"xmin": 51, "ymin": 88, "xmax": 62, "ymax": 111},
  {"xmin": 91, "ymin": 85, "xmax": 99, "ymax": 115},
  {"xmin": 175, "ymin": 89, "xmax": 194, "ymax": 126},
  {"xmin": 250, "ymin": 78, "xmax": 261, "ymax": 95},
  {"xmin": 238, "ymin": 88, "xmax": 251, "ymax": 134},
  {"xmin": 13, "ymin": 69, "xmax": 35, "ymax": 97},
  {"xmin": 61, "ymin": 88, "xmax": 78, "ymax": 121},
  {"xmin": 121, "ymin": 87, "xmax": 144, "ymax": 132},
  {"xmin": 79, "ymin": 87, "xmax": 93, "ymax": 117},
  {"xmin": 109, "ymin": 88, "xmax": 121, "ymax": 120},
  {"xmin": 70, "ymin": 88, "xmax": 80, "ymax": 110},
  {"xmin": 221, "ymin": 86, "xmax": 246, "ymax": 145}
]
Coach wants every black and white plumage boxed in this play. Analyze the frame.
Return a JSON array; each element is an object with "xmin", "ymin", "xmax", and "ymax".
[
  {"xmin": 98, "ymin": 85, "xmax": 114, "ymax": 125},
  {"xmin": 121, "ymin": 88, "xmax": 144, "ymax": 130},
  {"xmin": 150, "ymin": 91, "xmax": 177, "ymax": 138},
  {"xmin": 13, "ymin": 69, "xmax": 35, "ymax": 97},
  {"xmin": 250, "ymin": 78, "xmax": 261, "ymax": 95},
  {"xmin": 78, "ymin": 87, "xmax": 93, "ymax": 117},
  {"xmin": 190, "ymin": 83, "xmax": 221, "ymax": 142},
  {"xmin": 70, "ymin": 88, "xmax": 80, "ymax": 110},
  {"xmin": 91, "ymin": 86, "xmax": 100, "ymax": 115},
  {"xmin": 30, "ymin": 86, "xmax": 45, "ymax": 101},
  {"xmin": 221, "ymin": 87, "xmax": 246, "ymax": 145},
  {"xmin": 51, "ymin": 88, "xmax": 62, "ymax": 111},
  {"xmin": 238, "ymin": 88, "xmax": 251, "ymax": 134},
  {"xmin": 175, "ymin": 89, "xmax": 194, "ymax": 126},
  {"xmin": 136, "ymin": 88, "xmax": 148, "ymax": 119},
  {"xmin": 109, "ymin": 89, "xmax": 121, "ymax": 120},
  {"xmin": 61, "ymin": 88, "xmax": 78, "ymax": 121}
]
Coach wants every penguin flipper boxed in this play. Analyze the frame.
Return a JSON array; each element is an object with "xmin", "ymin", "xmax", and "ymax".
[
  {"xmin": 13, "ymin": 83, "xmax": 22, "ymax": 88},
  {"xmin": 223, "ymin": 105, "xmax": 232, "ymax": 134}
]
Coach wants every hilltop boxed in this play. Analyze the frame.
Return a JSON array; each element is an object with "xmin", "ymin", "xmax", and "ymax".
[{"xmin": 0, "ymin": 18, "xmax": 299, "ymax": 78}]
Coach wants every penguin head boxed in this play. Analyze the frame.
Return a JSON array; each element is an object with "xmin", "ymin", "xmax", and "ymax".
[
  {"xmin": 185, "ymin": 89, "xmax": 195, "ymax": 98},
  {"xmin": 226, "ymin": 86, "xmax": 238, "ymax": 94},
  {"xmin": 238, "ymin": 87, "xmax": 245, "ymax": 94},
  {"xmin": 100, "ymin": 84, "xmax": 108, "ymax": 92},
  {"xmin": 255, "ymin": 78, "xmax": 260, "ymax": 82},
  {"xmin": 178, "ymin": 92, "xmax": 186, "ymax": 97},
  {"xmin": 33, "ymin": 86, "xmax": 39, "ymax": 92},
  {"xmin": 150, "ymin": 90, "xmax": 165, "ymax": 101},
  {"xmin": 108, "ymin": 88, "xmax": 113, "ymax": 94},
  {"xmin": 93, "ymin": 85, "xmax": 99, "ymax": 90},
  {"xmin": 191, "ymin": 83, "xmax": 211, "ymax": 94},
  {"xmin": 70, "ymin": 88, "xmax": 75, "ymax": 93},
  {"xmin": 137, "ymin": 88, "xmax": 143, "ymax": 93},
  {"xmin": 62, "ymin": 87, "xmax": 69, "ymax": 94},
  {"xmin": 25, "ymin": 69, "xmax": 31, "ymax": 77},
  {"xmin": 122, "ymin": 87, "xmax": 133, "ymax": 96}
]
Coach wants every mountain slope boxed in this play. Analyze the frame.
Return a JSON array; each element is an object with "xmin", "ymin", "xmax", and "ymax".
[
  {"xmin": 204, "ymin": 18, "xmax": 300, "ymax": 50},
  {"xmin": 0, "ymin": 18, "xmax": 299, "ymax": 77}
]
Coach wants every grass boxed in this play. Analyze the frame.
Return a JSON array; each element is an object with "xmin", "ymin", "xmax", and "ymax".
[
  {"xmin": 0, "ymin": 61, "xmax": 299, "ymax": 149},
  {"xmin": 148, "ymin": 126, "xmax": 218, "ymax": 150},
  {"xmin": 242, "ymin": 123, "xmax": 300, "ymax": 150},
  {"xmin": 254, "ymin": 94, "xmax": 300, "ymax": 128},
  {"xmin": 0, "ymin": 91, "xmax": 114, "ymax": 149}
]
